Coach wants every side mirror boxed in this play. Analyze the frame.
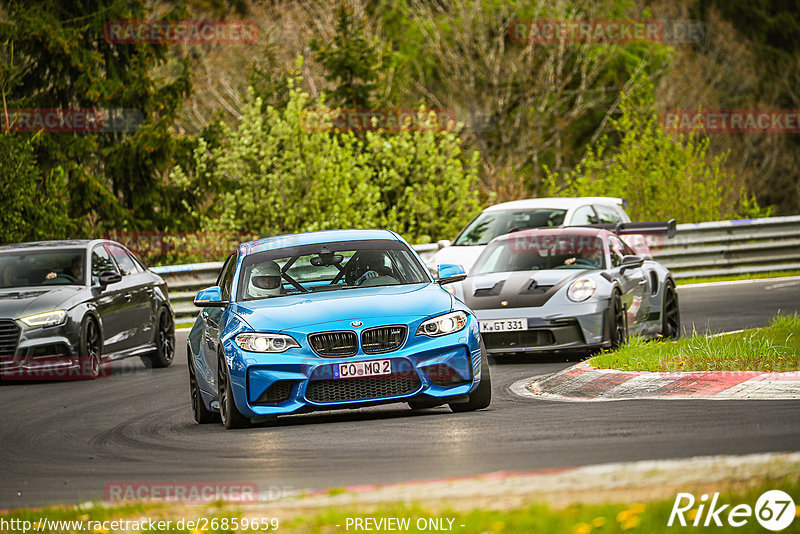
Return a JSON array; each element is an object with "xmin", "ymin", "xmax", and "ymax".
[
  {"xmin": 619, "ymin": 255, "xmax": 644, "ymax": 273},
  {"xmin": 194, "ymin": 286, "xmax": 227, "ymax": 307},
  {"xmin": 98, "ymin": 271, "xmax": 122, "ymax": 288},
  {"xmin": 437, "ymin": 264, "xmax": 467, "ymax": 285},
  {"xmin": 436, "ymin": 239, "xmax": 452, "ymax": 250}
]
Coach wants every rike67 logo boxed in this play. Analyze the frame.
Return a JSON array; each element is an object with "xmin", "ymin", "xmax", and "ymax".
[{"xmin": 668, "ymin": 490, "xmax": 796, "ymax": 530}]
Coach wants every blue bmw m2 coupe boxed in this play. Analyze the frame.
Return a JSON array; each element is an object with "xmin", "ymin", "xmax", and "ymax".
[{"xmin": 187, "ymin": 229, "xmax": 490, "ymax": 429}]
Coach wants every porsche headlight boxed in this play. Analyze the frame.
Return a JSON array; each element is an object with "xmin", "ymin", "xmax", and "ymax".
[
  {"xmin": 20, "ymin": 310, "xmax": 67, "ymax": 328},
  {"xmin": 567, "ymin": 278, "xmax": 597, "ymax": 302},
  {"xmin": 234, "ymin": 333, "xmax": 300, "ymax": 353},
  {"xmin": 416, "ymin": 311, "xmax": 468, "ymax": 337}
]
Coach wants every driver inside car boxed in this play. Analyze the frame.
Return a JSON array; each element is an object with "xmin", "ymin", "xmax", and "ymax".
[
  {"xmin": 348, "ymin": 250, "xmax": 389, "ymax": 286},
  {"xmin": 45, "ymin": 256, "xmax": 83, "ymax": 282},
  {"xmin": 563, "ymin": 248, "xmax": 603, "ymax": 268},
  {"xmin": 248, "ymin": 261, "xmax": 283, "ymax": 298}
]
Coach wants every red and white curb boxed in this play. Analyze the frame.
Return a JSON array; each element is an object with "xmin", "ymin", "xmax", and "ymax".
[{"xmin": 513, "ymin": 361, "xmax": 800, "ymax": 401}]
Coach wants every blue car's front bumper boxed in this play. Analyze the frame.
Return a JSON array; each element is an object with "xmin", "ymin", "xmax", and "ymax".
[{"xmin": 222, "ymin": 315, "xmax": 483, "ymax": 419}]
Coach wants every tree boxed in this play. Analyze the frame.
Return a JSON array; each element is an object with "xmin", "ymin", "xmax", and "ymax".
[
  {"xmin": 543, "ymin": 75, "xmax": 767, "ymax": 222},
  {"xmin": 310, "ymin": 1, "xmax": 394, "ymax": 109},
  {"xmin": 0, "ymin": 0, "xmax": 192, "ymax": 236},
  {"xmin": 0, "ymin": 133, "xmax": 72, "ymax": 243}
]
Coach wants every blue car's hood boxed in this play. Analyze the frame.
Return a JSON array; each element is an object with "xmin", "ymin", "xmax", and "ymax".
[{"xmin": 232, "ymin": 283, "xmax": 452, "ymax": 331}]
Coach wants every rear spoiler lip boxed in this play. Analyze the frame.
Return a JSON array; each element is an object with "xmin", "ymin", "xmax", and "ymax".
[{"xmin": 569, "ymin": 219, "xmax": 677, "ymax": 239}]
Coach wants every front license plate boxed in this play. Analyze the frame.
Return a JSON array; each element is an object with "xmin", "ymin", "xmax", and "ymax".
[
  {"xmin": 333, "ymin": 359, "xmax": 392, "ymax": 379},
  {"xmin": 479, "ymin": 318, "xmax": 528, "ymax": 333}
]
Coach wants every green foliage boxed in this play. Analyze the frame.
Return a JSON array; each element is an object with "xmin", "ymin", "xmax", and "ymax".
[
  {"xmin": 310, "ymin": 2, "xmax": 395, "ymax": 109},
  {"xmin": 0, "ymin": 0, "xmax": 192, "ymax": 237},
  {"xmin": 170, "ymin": 75, "xmax": 482, "ymax": 244},
  {"xmin": 0, "ymin": 134, "xmax": 73, "ymax": 243},
  {"xmin": 543, "ymin": 76, "xmax": 768, "ymax": 222}
]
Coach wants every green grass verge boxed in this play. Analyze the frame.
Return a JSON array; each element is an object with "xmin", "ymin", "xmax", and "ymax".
[
  {"xmin": 590, "ymin": 313, "xmax": 800, "ymax": 372},
  {"xmin": 1, "ymin": 475, "xmax": 797, "ymax": 533},
  {"xmin": 676, "ymin": 270, "xmax": 800, "ymax": 285}
]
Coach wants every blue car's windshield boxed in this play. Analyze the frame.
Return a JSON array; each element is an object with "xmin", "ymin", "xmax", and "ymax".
[
  {"xmin": 238, "ymin": 240, "xmax": 429, "ymax": 301},
  {"xmin": 453, "ymin": 209, "xmax": 567, "ymax": 246},
  {"xmin": 0, "ymin": 249, "xmax": 85, "ymax": 288},
  {"xmin": 471, "ymin": 234, "xmax": 607, "ymax": 274}
]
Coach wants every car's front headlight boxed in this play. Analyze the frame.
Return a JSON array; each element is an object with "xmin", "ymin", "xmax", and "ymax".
[
  {"xmin": 567, "ymin": 278, "xmax": 597, "ymax": 302},
  {"xmin": 416, "ymin": 311, "xmax": 468, "ymax": 337},
  {"xmin": 234, "ymin": 333, "xmax": 300, "ymax": 353},
  {"xmin": 20, "ymin": 310, "xmax": 67, "ymax": 328}
]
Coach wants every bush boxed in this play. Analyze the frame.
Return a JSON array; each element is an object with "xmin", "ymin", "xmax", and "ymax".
[{"xmin": 170, "ymin": 73, "xmax": 482, "ymax": 245}]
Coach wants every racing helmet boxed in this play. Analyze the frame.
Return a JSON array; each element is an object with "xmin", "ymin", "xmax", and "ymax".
[{"xmin": 249, "ymin": 261, "xmax": 282, "ymax": 298}]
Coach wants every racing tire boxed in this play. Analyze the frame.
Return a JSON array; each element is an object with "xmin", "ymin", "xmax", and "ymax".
[
  {"xmin": 660, "ymin": 280, "xmax": 681, "ymax": 340},
  {"xmin": 608, "ymin": 290, "xmax": 627, "ymax": 349},
  {"xmin": 189, "ymin": 352, "xmax": 219, "ymax": 424},
  {"xmin": 80, "ymin": 316, "xmax": 102, "ymax": 379},
  {"xmin": 449, "ymin": 350, "xmax": 492, "ymax": 413},
  {"xmin": 141, "ymin": 308, "xmax": 175, "ymax": 368},
  {"xmin": 218, "ymin": 352, "xmax": 251, "ymax": 429}
]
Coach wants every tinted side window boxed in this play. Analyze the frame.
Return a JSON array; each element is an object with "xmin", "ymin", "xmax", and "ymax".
[
  {"xmin": 594, "ymin": 205, "xmax": 622, "ymax": 224},
  {"xmin": 91, "ymin": 246, "xmax": 117, "ymax": 283},
  {"xmin": 108, "ymin": 245, "xmax": 138, "ymax": 276},
  {"xmin": 218, "ymin": 254, "xmax": 238, "ymax": 301},
  {"xmin": 608, "ymin": 236, "xmax": 625, "ymax": 267},
  {"xmin": 619, "ymin": 238, "xmax": 636, "ymax": 256},
  {"xmin": 570, "ymin": 206, "xmax": 599, "ymax": 225},
  {"xmin": 126, "ymin": 251, "xmax": 146, "ymax": 273}
]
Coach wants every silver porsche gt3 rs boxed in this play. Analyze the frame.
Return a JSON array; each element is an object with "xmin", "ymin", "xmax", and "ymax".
[{"xmin": 451, "ymin": 224, "xmax": 680, "ymax": 356}]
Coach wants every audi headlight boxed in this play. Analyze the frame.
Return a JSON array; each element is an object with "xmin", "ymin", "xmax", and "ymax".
[
  {"xmin": 234, "ymin": 333, "xmax": 300, "ymax": 353},
  {"xmin": 567, "ymin": 278, "xmax": 597, "ymax": 302},
  {"xmin": 20, "ymin": 310, "xmax": 67, "ymax": 328},
  {"xmin": 416, "ymin": 311, "xmax": 468, "ymax": 337}
]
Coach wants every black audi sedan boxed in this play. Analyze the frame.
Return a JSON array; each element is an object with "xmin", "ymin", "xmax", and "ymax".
[{"xmin": 0, "ymin": 240, "xmax": 174, "ymax": 380}]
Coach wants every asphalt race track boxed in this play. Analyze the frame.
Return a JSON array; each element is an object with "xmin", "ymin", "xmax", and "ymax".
[{"xmin": 2, "ymin": 278, "xmax": 800, "ymax": 508}]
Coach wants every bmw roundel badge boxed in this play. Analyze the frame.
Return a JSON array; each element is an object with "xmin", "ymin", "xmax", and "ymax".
[{"xmin": 350, "ymin": 320, "xmax": 363, "ymax": 327}]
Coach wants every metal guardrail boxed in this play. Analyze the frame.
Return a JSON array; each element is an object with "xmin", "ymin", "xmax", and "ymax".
[
  {"xmin": 153, "ymin": 216, "xmax": 800, "ymax": 323},
  {"xmin": 651, "ymin": 215, "xmax": 800, "ymax": 279}
]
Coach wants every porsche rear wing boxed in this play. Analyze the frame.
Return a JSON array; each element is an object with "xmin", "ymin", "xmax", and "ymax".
[{"xmin": 574, "ymin": 219, "xmax": 677, "ymax": 239}]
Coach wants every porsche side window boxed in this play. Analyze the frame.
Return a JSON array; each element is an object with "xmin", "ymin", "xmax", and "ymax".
[
  {"xmin": 620, "ymin": 238, "xmax": 636, "ymax": 256},
  {"xmin": 91, "ymin": 246, "xmax": 117, "ymax": 284},
  {"xmin": 608, "ymin": 236, "xmax": 625, "ymax": 267},
  {"xmin": 570, "ymin": 206, "xmax": 598, "ymax": 225}
]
